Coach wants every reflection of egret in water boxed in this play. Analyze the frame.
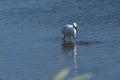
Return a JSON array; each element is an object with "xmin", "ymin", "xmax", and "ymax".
[
  {"xmin": 61, "ymin": 40, "xmax": 101, "ymax": 76},
  {"xmin": 61, "ymin": 41, "xmax": 78, "ymax": 75}
]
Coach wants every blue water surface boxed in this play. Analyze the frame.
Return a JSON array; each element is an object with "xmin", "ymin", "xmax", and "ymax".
[{"xmin": 0, "ymin": 0, "xmax": 120, "ymax": 80}]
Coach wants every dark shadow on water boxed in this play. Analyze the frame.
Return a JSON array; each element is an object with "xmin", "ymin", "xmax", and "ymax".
[
  {"xmin": 61, "ymin": 40, "xmax": 102, "ymax": 56},
  {"xmin": 75, "ymin": 41, "xmax": 102, "ymax": 46}
]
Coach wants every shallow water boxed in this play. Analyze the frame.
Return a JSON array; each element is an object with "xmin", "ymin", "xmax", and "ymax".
[{"xmin": 0, "ymin": 0, "xmax": 120, "ymax": 80}]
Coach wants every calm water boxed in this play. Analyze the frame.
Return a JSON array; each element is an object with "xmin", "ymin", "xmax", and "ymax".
[{"xmin": 0, "ymin": 0, "xmax": 120, "ymax": 80}]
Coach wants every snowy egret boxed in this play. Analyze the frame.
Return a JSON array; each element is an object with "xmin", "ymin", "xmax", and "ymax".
[{"xmin": 61, "ymin": 23, "xmax": 78, "ymax": 42}]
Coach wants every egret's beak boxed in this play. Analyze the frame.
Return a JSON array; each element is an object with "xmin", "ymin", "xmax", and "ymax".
[
  {"xmin": 74, "ymin": 27, "xmax": 78, "ymax": 33},
  {"xmin": 73, "ymin": 25, "xmax": 78, "ymax": 33}
]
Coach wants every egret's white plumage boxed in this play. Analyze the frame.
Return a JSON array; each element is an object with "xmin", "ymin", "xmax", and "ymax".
[{"xmin": 61, "ymin": 23, "xmax": 77, "ymax": 41}]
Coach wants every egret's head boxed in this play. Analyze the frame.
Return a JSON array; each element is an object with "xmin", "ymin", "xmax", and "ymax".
[{"xmin": 73, "ymin": 23, "xmax": 77, "ymax": 28}]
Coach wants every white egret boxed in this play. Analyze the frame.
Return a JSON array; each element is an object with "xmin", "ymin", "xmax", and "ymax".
[{"xmin": 61, "ymin": 23, "xmax": 78, "ymax": 42}]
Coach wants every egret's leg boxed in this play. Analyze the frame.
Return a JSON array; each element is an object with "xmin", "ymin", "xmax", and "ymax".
[
  {"xmin": 63, "ymin": 36, "xmax": 66, "ymax": 42},
  {"xmin": 70, "ymin": 37, "xmax": 72, "ymax": 41}
]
